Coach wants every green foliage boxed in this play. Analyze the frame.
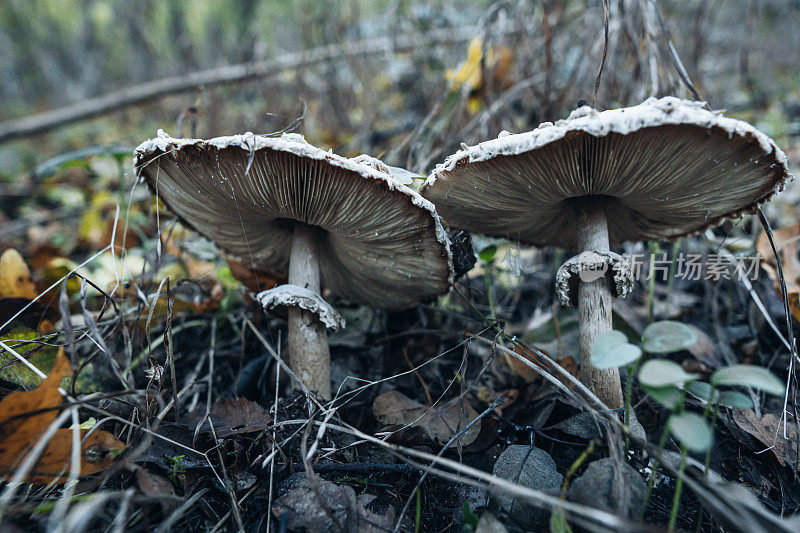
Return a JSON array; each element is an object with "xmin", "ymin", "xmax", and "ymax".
[
  {"xmin": 710, "ymin": 365, "xmax": 786, "ymax": 396},
  {"xmin": 642, "ymin": 384, "xmax": 683, "ymax": 410},
  {"xmin": 461, "ymin": 501, "xmax": 479, "ymax": 531},
  {"xmin": 478, "ymin": 244, "xmax": 497, "ymax": 263},
  {"xmin": 686, "ymin": 382, "xmax": 755, "ymax": 410},
  {"xmin": 590, "ymin": 330, "xmax": 642, "ymax": 369},
  {"xmin": 549, "ymin": 507, "xmax": 573, "ymax": 533},
  {"xmin": 668, "ymin": 412, "xmax": 713, "ymax": 453},
  {"xmin": 165, "ymin": 454, "xmax": 186, "ymax": 488},
  {"xmin": 638, "ymin": 359, "xmax": 699, "ymax": 388},
  {"xmin": 0, "ymin": 328, "xmax": 59, "ymax": 389},
  {"xmin": 642, "ymin": 321, "xmax": 697, "ymax": 354}
]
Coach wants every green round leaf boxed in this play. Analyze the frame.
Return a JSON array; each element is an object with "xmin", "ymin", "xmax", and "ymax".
[
  {"xmin": 687, "ymin": 381, "xmax": 718, "ymax": 403},
  {"xmin": 717, "ymin": 391, "xmax": 755, "ymax": 410},
  {"xmin": 643, "ymin": 384, "xmax": 683, "ymax": 410},
  {"xmin": 591, "ymin": 331, "xmax": 642, "ymax": 369},
  {"xmin": 669, "ymin": 412, "xmax": 713, "ymax": 453},
  {"xmin": 710, "ymin": 365, "xmax": 786, "ymax": 396},
  {"xmin": 686, "ymin": 381, "xmax": 755, "ymax": 410},
  {"xmin": 642, "ymin": 321, "xmax": 697, "ymax": 354},
  {"xmin": 638, "ymin": 359, "xmax": 700, "ymax": 388},
  {"xmin": 478, "ymin": 245, "xmax": 497, "ymax": 263}
]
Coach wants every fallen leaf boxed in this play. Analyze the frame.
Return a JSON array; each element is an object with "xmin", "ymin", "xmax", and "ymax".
[
  {"xmin": 566, "ymin": 458, "xmax": 646, "ymax": 519},
  {"xmin": 476, "ymin": 386, "xmax": 518, "ymax": 414},
  {"xmin": 0, "ymin": 349, "xmax": 125, "ymax": 484},
  {"xmin": 506, "ymin": 344, "xmax": 579, "ymax": 387},
  {"xmin": 490, "ymin": 445, "xmax": 562, "ymax": 530},
  {"xmin": 373, "ymin": 390, "xmax": 481, "ymax": 446},
  {"xmin": 476, "ymin": 512, "xmax": 509, "ymax": 533},
  {"xmin": 185, "ymin": 397, "xmax": 272, "ymax": 437},
  {"xmin": 732, "ymin": 410, "xmax": 799, "ymax": 472},
  {"xmin": 273, "ymin": 473, "xmax": 358, "ymax": 532},
  {"xmin": 356, "ymin": 494, "xmax": 397, "ymax": 533},
  {"xmin": 756, "ymin": 223, "xmax": 800, "ymax": 322},
  {"xmin": 136, "ymin": 467, "xmax": 175, "ymax": 496},
  {"xmin": 226, "ymin": 258, "xmax": 282, "ymax": 293},
  {"xmin": 0, "ymin": 249, "xmax": 36, "ymax": 300},
  {"xmin": 446, "ymin": 37, "xmax": 483, "ymax": 93},
  {"xmin": 0, "ymin": 328, "xmax": 60, "ymax": 389},
  {"xmin": 78, "ymin": 190, "xmax": 138, "ymax": 251}
]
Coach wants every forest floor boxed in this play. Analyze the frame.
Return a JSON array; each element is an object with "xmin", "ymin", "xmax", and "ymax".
[{"xmin": 0, "ymin": 147, "xmax": 799, "ymax": 533}]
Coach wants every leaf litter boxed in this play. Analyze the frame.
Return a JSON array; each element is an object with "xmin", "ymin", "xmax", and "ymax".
[{"xmin": 0, "ymin": 348, "xmax": 124, "ymax": 484}]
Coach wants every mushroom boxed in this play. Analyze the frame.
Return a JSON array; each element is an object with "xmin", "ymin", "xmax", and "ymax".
[
  {"xmin": 134, "ymin": 131, "xmax": 453, "ymax": 398},
  {"xmin": 421, "ymin": 97, "xmax": 791, "ymax": 408}
]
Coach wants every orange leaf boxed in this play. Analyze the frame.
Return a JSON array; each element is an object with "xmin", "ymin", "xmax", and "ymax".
[
  {"xmin": 0, "ymin": 349, "xmax": 125, "ymax": 484},
  {"xmin": 227, "ymin": 258, "xmax": 283, "ymax": 293},
  {"xmin": 756, "ymin": 223, "xmax": 800, "ymax": 294}
]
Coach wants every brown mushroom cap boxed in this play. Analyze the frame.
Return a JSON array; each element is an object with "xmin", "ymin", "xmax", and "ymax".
[
  {"xmin": 422, "ymin": 97, "xmax": 792, "ymax": 249},
  {"xmin": 134, "ymin": 131, "xmax": 453, "ymax": 310}
]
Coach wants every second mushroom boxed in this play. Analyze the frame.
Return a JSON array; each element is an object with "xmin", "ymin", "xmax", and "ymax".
[
  {"xmin": 422, "ymin": 97, "xmax": 790, "ymax": 408},
  {"xmin": 135, "ymin": 131, "xmax": 453, "ymax": 399}
]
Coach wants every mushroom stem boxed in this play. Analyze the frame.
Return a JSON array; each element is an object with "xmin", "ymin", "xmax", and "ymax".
[
  {"xmin": 577, "ymin": 204, "xmax": 623, "ymax": 408},
  {"xmin": 287, "ymin": 224, "xmax": 331, "ymax": 398}
]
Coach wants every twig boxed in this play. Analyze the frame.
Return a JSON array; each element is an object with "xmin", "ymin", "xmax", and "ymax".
[
  {"xmin": 593, "ymin": 0, "xmax": 610, "ymax": 104},
  {"xmin": 0, "ymin": 26, "xmax": 493, "ymax": 144},
  {"xmin": 402, "ymin": 349, "xmax": 433, "ymax": 406}
]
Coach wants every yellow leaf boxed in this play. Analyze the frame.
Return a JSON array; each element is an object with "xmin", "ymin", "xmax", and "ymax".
[
  {"xmin": 447, "ymin": 37, "xmax": 483, "ymax": 92},
  {"xmin": 0, "ymin": 249, "xmax": 36, "ymax": 300}
]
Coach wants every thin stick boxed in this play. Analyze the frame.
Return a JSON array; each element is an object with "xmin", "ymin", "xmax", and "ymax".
[{"xmin": 0, "ymin": 26, "xmax": 499, "ymax": 144}]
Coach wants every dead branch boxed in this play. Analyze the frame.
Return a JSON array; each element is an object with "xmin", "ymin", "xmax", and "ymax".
[{"xmin": 0, "ymin": 26, "xmax": 489, "ymax": 144}]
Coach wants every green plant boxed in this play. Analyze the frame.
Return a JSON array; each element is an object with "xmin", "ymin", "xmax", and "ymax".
[
  {"xmin": 461, "ymin": 501, "xmax": 479, "ymax": 532},
  {"xmin": 591, "ymin": 320, "xmax": 786, "ymax": 531},
  {"xmin": 165, "ymin": 454, "xmax": 186, "ymax": 488}
]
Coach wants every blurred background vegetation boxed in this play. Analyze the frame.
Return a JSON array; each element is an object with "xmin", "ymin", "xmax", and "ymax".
[
  {"xmin": 2, "ymin": 0, "xmax": 799, "ymax": 178},
  {"xmin": 1, "ymin": 0, "xmax": 799, "ymax": 285}
]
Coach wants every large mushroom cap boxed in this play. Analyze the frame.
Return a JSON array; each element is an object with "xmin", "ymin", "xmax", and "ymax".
[
  {"xmin": 134, "ymin": 131, "xmax": 452, "ymax": 310},
  {"xmin": 422, "ymin": 97, "xmax": 792, "ymax": 248}
]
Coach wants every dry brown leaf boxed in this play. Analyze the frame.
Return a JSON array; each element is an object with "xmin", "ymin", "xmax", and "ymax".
[
  {"xmin": 372, "ymin": 390, "xmax": 481, "ymax": 446},
  {"xmin": 506, "ymin": 344, "xmax": 579, "ymax": 387},
  {"xmin": 733, "ymin": 410, "xmax": 799, "ymax": 472},
  {"xmin": 136, "ymin": 467, "xmax": 175, "ymax": 497},
  {"xmin": 476, "ymin": 386, "xmax": 518, "ymax": 414},
  {"xmin": 0, "ymin": 249, "xmax": 36, "ymax": 300},
  {"xmin": 756, "ymin": 223, "xmax": 800, "ymax": 322},
  {"xmin": 227, "ymin": 258, "xmax": 283, "ymax": 293},
  {"xmin": 0, "ymin": 349, "xmax": 125, "ymax": 484},
  {"xmin": 186, "ymin": 397, "xmax": 272, "ymax": 437}
]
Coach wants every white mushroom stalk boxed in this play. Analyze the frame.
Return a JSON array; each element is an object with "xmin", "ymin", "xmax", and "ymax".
[
  {"xmin": 574, "ymin": 205, "xmax": 622, "ymax": 408},
  {"xmin": 286, "ymin": 223, "xmax": 330, "ymax": 397},
  {"xmin": 134, "ymin": 131, "xmax": 453, "ymax": 399}
]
